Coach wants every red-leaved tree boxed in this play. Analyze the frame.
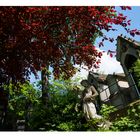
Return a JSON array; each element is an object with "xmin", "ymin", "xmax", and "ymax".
[{"xmin": 0, "ymin": 6, "xmax": 139, "ymax": 83}]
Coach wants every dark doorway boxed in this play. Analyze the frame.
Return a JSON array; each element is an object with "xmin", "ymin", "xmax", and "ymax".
[{"xmin": 124, "ymin": 54, "xmax": 140, "ymax": 97}]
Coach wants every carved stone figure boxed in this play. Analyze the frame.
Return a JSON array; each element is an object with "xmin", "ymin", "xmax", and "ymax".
[{"xmin": 80, "ymin": 80, "xmax": 102, "ymax": 120}]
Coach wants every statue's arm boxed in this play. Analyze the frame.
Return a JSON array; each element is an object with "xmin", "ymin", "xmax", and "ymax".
[
  {"xmin": 91, "ymin": 86, "xmax": 98, "ymax": 97},
  {"xmin": 83, "ymin": 87, "xmax": 98, "ymax": 102}
]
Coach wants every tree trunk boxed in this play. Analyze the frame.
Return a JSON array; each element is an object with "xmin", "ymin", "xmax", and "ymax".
[{"xmin": 41, "ymin": 67, "xmax": 49, "ymax": 106}]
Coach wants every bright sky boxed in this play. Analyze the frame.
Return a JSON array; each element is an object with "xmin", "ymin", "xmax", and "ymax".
[
  {"xmin": 29, "ymin": 6, "xmax": 140, "ymax": 83},
  {"xmin": 77, "ymin": 7, "xmax": 140, "ymax": 77},
  {"xmin": 96, "ymin": 6, "xmax": 140, "ymax": 72}
]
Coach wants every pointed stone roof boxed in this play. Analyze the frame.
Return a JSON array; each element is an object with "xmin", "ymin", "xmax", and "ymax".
[
  {"xmin": 116, "ymin": 35, "xmax": 140, "ymax": 61},
  {"xmin": 88, "ymin": 71, "xmax": 126, "ymax": 85},
  {"xmin": 117, "ymin": 35, "xmax": 140, "ymax": 48}
]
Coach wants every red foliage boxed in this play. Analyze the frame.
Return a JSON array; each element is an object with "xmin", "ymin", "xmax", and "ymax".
[{"xmin": 0, "ymin": 6, "xmax": 138, "ymax": 81}]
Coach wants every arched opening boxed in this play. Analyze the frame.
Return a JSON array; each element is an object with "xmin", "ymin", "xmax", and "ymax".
[
  {"xmin": 124, "ymin": 54, "xmax": 140, "ymax": 96},
  {"xmin": 125, "ymin": 54, "xmax": 137, "ymax": 70}
]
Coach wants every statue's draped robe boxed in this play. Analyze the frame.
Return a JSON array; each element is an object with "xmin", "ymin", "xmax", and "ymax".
[{"xmin": 82, "ymin": 86, "xmax": 102, "ymax": 120}]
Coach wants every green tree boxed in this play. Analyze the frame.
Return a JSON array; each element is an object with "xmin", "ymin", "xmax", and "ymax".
[
  {"xmin": 28, "ymin": 76, "xmax": 90, "ymax": 131},
  {"xmin": 132, "ymin": 59, "xmax": 140, "ymax": 87},
  {"xmin": 3, "ymin": 81, "xmax": 41, "ymax": 130},
  {"xmin": 97, "ymin": 104, "xmax": 140, "ymax": 131}
]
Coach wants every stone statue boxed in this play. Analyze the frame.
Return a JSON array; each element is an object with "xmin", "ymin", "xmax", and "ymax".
[{"xmin": 80, "ymin": 80, "xmax": 102, "ymax": 121}]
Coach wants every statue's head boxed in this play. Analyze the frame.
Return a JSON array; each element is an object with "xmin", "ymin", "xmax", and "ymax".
[{"xmin": 80, "ymin": 80, "xmax": 89, "ymax": 88}]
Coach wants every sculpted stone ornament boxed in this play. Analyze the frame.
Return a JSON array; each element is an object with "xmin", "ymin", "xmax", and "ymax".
[
  {"xmin": 80, "ymin": 80, "xmax": 112, "ymax": 128},
  {"xmin": 81, "ymin": 80, "xmax": 102, "ymax": 120}
]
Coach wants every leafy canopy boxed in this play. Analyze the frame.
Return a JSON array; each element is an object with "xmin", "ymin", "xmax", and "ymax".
[{"xmin": 0, "ymin": 6, "xmax": 139, "ymax": 82}]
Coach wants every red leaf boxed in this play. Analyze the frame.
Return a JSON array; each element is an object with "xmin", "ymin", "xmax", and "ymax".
[{"xmin": 110, "ymin": 53, "xmax": 113, "ymax": 57}]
